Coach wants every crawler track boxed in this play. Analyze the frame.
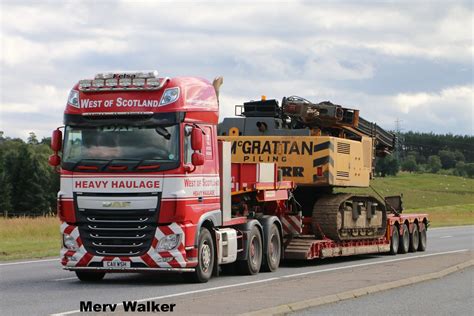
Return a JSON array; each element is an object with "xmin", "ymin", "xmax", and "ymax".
[{"xmin": 312, "ymin": 193, "xmax": 387, "ymax": 241}]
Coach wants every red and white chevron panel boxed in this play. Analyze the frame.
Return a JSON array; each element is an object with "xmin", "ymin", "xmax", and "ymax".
[
  {"xmin": 60, "ymin": 222, "xmax": 187, "ymax": 269},
  {"xmin": 139, "ymin": 222, "xmax": 186, "ymax": 268},
  {"xmin": 281, "ymin": 215, "xmax": 302, "ymax": 236}
]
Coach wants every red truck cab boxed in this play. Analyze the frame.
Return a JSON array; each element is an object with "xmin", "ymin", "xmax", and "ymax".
[{"xmin": 50, "ymin": 71, "xmax": 292, "ymax": 283}]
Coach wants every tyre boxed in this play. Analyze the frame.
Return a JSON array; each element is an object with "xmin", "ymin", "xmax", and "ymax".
[
  {"xmin": 261, "ymin": 224, "xmax": 281, "ymax": 272},
  {"xmin": 398, "ymin": 223, "xmax": 409, "ymax": 254},
  {"xmin": 75, "ymin": 271, "xmax": 106, "ymax": 282},
  {"xmin": 418, "ymin": 223, "xmax": 427, "ymax": 252},
  {"xmin": 389, "ymin": 225, "xmax": 399, "ymax": 255},
  {"xmin": 409, "ymin": 223, "xmax": 419, "ymax": 252},
  {"xmin": 237, "ymin": 226, "xmax": 263, "ymax": 275},
  {"xmin": 188, "ymin": 228, "xmax": 214, "ymax": 283}
]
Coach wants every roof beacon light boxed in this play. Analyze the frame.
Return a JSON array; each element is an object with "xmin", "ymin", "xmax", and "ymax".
[
  {"xmin": 147, "ymin": 78, "xmax": 160, "ymax": 86},
  {"xmin": 137, "ymin": 71, "xmax": 158, "ymax": 78},
  {"xmin": 133, "ymin": 78, "xmax": 145, "ymax": 86},
  {"xmin": 79, "ymin": 80, "xmax": 92, "ymax": 89},
  {"xmin": 92, "ymin": 79, "xmax": 104, "ymax": 87},
  {"xmin": 119, "ymin": 78, "xmax": 132, "ymax": 86},
  {"xmin": 105, "ymin": 78, "xmax": 118, "ymax": 87}
]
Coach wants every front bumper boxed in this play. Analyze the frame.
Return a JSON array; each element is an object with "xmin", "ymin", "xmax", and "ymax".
[
  {"xmin": 64, "ymin": 266, "xmax": 195, "ymax": 272},
  {"xmin": 60, "ymin": 222, "xmax": 197, "ymax": 271}
]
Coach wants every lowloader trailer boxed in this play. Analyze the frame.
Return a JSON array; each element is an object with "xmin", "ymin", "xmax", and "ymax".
[{"xmin": 49, "ymin": 72, "xmax": 428, "ymax": 282}]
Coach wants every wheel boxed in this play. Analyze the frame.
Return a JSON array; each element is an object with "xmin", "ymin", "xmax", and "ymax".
[
  {"xmin": 398, "ymin": 223, "xmax": 409, "ymax": 254},
  {"xmin": 237, "ymin": 226, "xmax": 263, "ymax": 275},
  {"xmin": 418, "ymin": 223, "xmax": 427, "ymax": 251},
  {"xmin": 409, "ymin": 223, "xmax": 419, "ymax": 252},
  {"xmin": 75, "ymin": 271, "xmax": 105, "ymax": 282},
  {"xmin": 389, "ymin": 225, "xmax": 399, "ymax": 255},
  {"xmin": 188, "ymin": 228, "xmax": 214, "ymax": 283},
  {"xmin": 261, "ymin": 224, "xmax": 281, "ymax": 272}
]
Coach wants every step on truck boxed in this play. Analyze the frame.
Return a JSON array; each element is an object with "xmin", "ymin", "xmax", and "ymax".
[{"xmin": 49, "ymin": 71, "xmax": 428, "ymax": 282}]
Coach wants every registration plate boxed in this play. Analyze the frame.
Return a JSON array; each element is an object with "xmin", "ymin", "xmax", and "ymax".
[{"xmin": 103, "ymin": 261, "xmax": 131, "ymax": 269}]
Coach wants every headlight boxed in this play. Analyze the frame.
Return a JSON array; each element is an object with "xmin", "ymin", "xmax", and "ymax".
[
  {"xmin": 157, "ymin": 234, "xmax": 181, "ymax": 251},
  {"xmin": 67, "ymin": 90, "xmax": 79, "ymax": 108},
  {"xmin": 159, "ymin": 87, "xmax": 180, "ymax": 106},
  {"xmin": 63, "ymin": 234, "xmax": 79, "ymax": 250}
]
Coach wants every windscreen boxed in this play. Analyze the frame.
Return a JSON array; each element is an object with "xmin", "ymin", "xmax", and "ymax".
[{"xmin": 62, "ymin": 125, "xmax": 179, "ymax": 170}]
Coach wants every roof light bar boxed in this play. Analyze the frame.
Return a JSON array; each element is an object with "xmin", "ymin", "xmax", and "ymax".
[{"xmin": 78, "ymin": 73, "xmax": 169, "ymax": 92}]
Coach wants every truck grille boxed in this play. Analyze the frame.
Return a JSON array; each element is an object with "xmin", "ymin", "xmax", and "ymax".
[{"xmin": 76, "ymin": 194, "xmax": 159, "ymax": 257}]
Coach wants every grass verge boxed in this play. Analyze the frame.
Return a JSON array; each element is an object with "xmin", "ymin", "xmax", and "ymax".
[
  {"xmin": 0, "ymin": 216, "xmax": 59, "ymax": 261},
  {"xmin": 405, "ymin": 204, "xmax": 474, "ymax": 228}
]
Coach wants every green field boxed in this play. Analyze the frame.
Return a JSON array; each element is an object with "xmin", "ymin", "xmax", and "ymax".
[
  {"xmin": 337, "ymin": 173, "xmax": 474, "ymax": 227},
  {"xmin": 0, "ymin": 173, "xmax": 472, "ymax": 261},
  {"xmin": 0, "ymin": 216, "xmax": 59, "ymax": 261}
]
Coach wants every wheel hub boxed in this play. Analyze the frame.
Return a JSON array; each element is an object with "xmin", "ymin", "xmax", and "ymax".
[
  {"xmin": 270, "ymin": 235, "xmax": 279, "ymax": 262},
  {"xmin": 201, "ymin": 242, "xmax": 211, "ymax": 272},
  {"xmin": 250, "ymin": 237, "xmax": 257, "ymax": 264}
]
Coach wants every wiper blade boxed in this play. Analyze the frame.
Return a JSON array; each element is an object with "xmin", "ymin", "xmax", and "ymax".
[
  {"xmin": 73, "ymin": 158, "xmax": 110, "ymax": 170},
  {"xmin": 155, "ymin": 126, "xmax": 171, "ymax": 140},
  {"xmin": 135, "ymin": 159, "xmax": 161, "ymax": 170}
]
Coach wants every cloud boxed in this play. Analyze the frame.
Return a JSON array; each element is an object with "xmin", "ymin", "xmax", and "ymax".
[
  {"xmin": 1, "ymin": 35, "xmax": 129, "ymax": 66},
  {"xmin": 0, "ymin": 0, "xmax": 472, "ymax": 139},
  {"xmin": 391, "ymin": 85, "xmax": 473, "ymax": 133}
]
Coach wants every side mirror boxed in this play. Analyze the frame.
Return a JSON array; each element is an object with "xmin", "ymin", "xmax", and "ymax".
[
  {"xmin": 48, "ymin": 154, "xmax": 61, "ymax": 167},
  {"xmin": 191, "ymin": 153, "xmax": 205, "ymax": 166},
  {"xmin": 191, "ymin": 127, "xmax": 203, "ymax": 151},
  {"xmin": 51, "ymin": 129, "xmax": 63, "ymax": 152}
]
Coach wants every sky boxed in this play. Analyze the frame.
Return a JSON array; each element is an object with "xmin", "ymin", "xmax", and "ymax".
[{"xmin": 0, "ymin": 0, "xmax": 473, "ymax": 140}]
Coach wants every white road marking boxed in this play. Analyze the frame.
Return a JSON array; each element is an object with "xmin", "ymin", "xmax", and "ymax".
[
  {"xmin": 0, "ymin": 258, "xmax": 58, "ymax": 267},
  {"xmin": 430, "ymin": 225, "xmax": 473, "ymax": 231},
  {"xmin": 439, "ymin": 236, "xmax": 453, "ymax": 239},
  {"xmin": 50, "ymin": 248, "xmax": 469, "ymax": 316},
  {"xmin": 53, "ymin": 277, "xmax": 77, "ymax": 281}
]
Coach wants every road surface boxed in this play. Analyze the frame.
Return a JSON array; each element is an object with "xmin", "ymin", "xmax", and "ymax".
[
  {"xmin": 294, "ymin": 266, "xmax": 474, "ymax": 316},
  {"xmin": 0, "ymin": 226, "xmax": 472, "ymax": 315}
]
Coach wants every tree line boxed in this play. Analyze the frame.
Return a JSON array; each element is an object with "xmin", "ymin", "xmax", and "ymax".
[
  {"xmin": 0, "ymin": 132, "xmax": 59, "ymax": 216},
  {"xmin": 376, "ymin": 132, "xmax": 474, "ymax": 177},
  {"xmin": 0, "ymin": 130, "xmax": 472, "ymax": 216}
]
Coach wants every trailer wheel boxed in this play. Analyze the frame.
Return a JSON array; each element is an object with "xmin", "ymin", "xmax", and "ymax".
[
  {"xmin": 409, "ymin": 223, "xmax": 419, "ymax": 252},
  {"xmin": 261, "ymin": 224, "xmax": 281, "ymax": 272},
  {"xmin": 398, "ymin": 223, "xmax": 409, "ymax": 254},
  {"xmin": 389, "ymin": 225, "xmax": 399, "ymax": 255},
  {"xmin": 189, "ymin": 228, "xmax": 214, "ymax": 283},
  {"xmin": 238, "ymin": 226, "xmax": 262, "ymax": 275},
  {"xmin": 75, "ymin": 271, "xmax": 105, "ymax": 282},
  {"xmin": 418, "ymin": 223, "xmax": 427, "ymax": 252}
]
